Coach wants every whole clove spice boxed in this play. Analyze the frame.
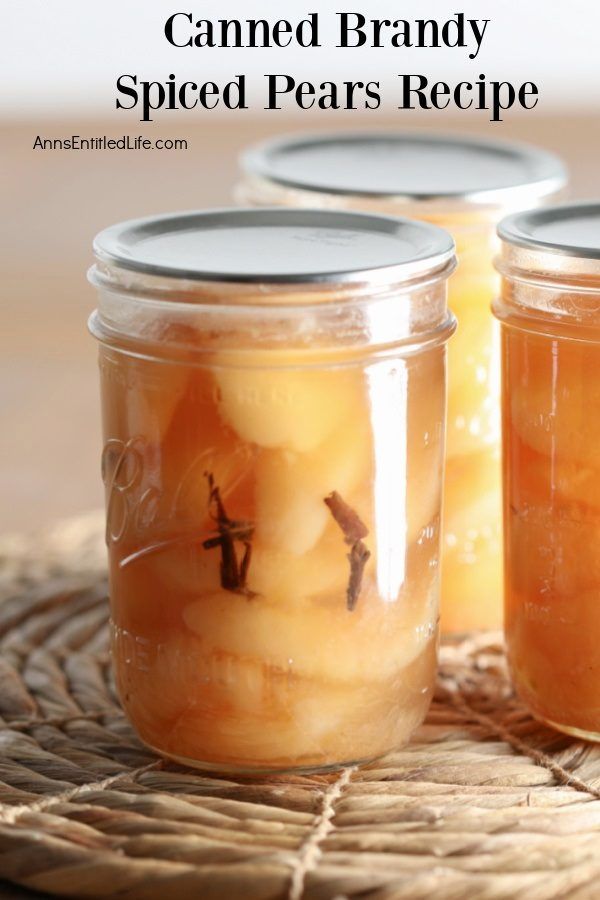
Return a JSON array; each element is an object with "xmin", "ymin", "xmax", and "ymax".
[
  {"xmin": 203, "ymin": 472, "xmax": 255, "ymax": 595},
  {"xmin": 324, "ymin": 490, "xmax": 371, "ymax": 611}
]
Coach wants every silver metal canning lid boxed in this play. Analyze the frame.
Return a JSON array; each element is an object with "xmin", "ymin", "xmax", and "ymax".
[
  {"xmin": 498, "ymin": 203, "xmax": 600, "ymax": 261},
  {"xmin": 241, "ymin": 132, "xmax": 567, "ymax": 205},
  {"xmin": 93, "ymin": 207, "xmax": 455, "ymax": 285}
]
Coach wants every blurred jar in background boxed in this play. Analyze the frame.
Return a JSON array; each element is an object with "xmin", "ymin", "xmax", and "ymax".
[
  {"xmin": 89, "ymin": 208, "xmax": 456, "ymax": 772},
  {"xmin": 495, "ymin": 203, "xmax": 600, "ymax": 739},
  {"xmin": 237, "ymin": 132, "xmax": 568, "ymax": 631}
]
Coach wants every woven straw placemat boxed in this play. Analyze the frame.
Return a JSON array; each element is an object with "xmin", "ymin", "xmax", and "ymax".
[{"xmin": 1, "ymin": 514, "xmax": 600, "ymax": 900}]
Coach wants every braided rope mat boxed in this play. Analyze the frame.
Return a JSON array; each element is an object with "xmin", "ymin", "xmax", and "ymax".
[{"xmin": 1, "ymin": 515, "xmax": 600, "ymax": 899}]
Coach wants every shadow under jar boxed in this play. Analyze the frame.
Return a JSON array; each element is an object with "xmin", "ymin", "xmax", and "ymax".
[
  {"xmin": 89, "ymin": 208, "xmax": 456, "ymax": 773},
  {"xmin": 237, "ymin": 132, "xmax": 567, "ymax": 632},
  {"xmin": 495, "ymin": 203, "xmax": 600, "ymax": 740}
]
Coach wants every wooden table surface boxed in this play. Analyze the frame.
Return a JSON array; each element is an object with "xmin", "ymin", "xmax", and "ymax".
[{"xmin": 2, "ymin": 114, "xmax": 598, "ymax": 533}]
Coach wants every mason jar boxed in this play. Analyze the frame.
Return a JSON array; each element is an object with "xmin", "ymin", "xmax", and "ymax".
[
  {"xmin": 88, "ymin": 208, "xmax": 456, "ymax": 772},
  {"xmin": 495, "ymin": 203, "xmax": 600, "ymax": 740},
  {"xmin": 236, "ymin": 132, "xmax": 567, "ymax": 631}
]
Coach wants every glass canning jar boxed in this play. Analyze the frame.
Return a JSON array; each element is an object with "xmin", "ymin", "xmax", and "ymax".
[
  {"xmin": 236, "ymin": 132, "xmax": 567, "ymax": 631},
  {"xmin": 88, "ymin": 208, "xmax": 456, "ymax": 773},
  {"xmin": 495, "ymin": 203, "xmax": 600, "ymax": 740}
]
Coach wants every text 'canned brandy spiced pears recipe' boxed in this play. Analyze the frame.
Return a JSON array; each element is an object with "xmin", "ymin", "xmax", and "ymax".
[{"xmin": 114, "ymin": 11, "xmax": 539, "ymax": 121}]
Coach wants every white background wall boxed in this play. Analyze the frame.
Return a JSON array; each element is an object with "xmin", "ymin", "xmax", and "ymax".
[{"xmin": 2, "ymin": 0, "xmax": 599, "ymax": 117}]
